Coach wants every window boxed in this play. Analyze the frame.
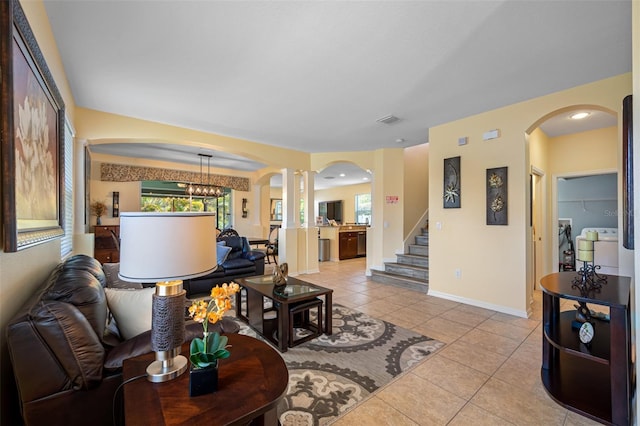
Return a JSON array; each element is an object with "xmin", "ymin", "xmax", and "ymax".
[
  {"xmin": 270, "ymin": 199, "xmax": 282, "ymax": 221},
  {"xmin": 355, "ymin": 193, "xmax": 371, "ymax": 225},
  {"xmin": 140, "ymin": 181, "xmax": 232, "ymax": 229},
  {"xmin": 209, "ymin": 194, "xmax": 232, "ymax": 230},
  {"xmin": 60, "ymin": 118, "xmax": 74, "ymax": 258}
]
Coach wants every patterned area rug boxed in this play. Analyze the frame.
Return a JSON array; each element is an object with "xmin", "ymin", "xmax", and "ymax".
[{"xmin": 235, "ymin": 304, "xmax": 445, "ymax": 425}]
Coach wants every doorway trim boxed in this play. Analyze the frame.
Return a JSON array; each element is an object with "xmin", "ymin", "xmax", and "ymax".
[{"xmin": 531, "ymin": 166, "xmax": 545, "ymax": 293}]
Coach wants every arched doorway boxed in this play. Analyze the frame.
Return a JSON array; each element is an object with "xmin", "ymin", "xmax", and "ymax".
[{"xmin": 527, "ymin": 105, "xmax": 618, "ymax": 303}]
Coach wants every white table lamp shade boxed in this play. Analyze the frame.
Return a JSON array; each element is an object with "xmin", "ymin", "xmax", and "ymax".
[{"xmin": 118, "ymin": 212, "xmax": 217, "ymax": 282}]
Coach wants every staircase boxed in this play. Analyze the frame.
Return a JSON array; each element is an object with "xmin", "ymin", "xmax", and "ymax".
[{"xmin": 371, "ymin": 226, "xmax": 429, "ymax": 293}]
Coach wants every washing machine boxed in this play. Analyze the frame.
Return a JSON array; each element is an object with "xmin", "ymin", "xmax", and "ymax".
[{"xmin": 575, "ymin": 227, "xmax": 618, "ymax": 275}]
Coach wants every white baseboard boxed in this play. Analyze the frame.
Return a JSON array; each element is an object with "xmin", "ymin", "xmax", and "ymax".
[{"xmin": 428, "ymin": 290, "xmax": 529, "ymax": 318}]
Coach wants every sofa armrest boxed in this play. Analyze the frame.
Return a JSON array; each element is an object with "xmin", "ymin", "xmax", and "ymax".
[{"xmin": 244, "ymin": 250, "xmax": 266, "ymax": 262}]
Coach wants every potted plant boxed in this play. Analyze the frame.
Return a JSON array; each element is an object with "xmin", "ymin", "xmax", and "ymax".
[
  {"xmin": 187, "ymin": 282, "xmax": 240, "ymax": 396},
  {"xmin": 90, "ymin": 200, "xmax": 107, "ymax": 225}
]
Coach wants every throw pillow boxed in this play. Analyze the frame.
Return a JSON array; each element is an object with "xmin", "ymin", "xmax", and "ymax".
[
  {"xmin": 102, "ymin": 263, "xmax": 143, "ymax": 289},
  {"xmin": 217, "ymin": 245, "xmax": 233, "ymax": 266},
  {"xmin": 104, "ymin": 287, "xmax": 154, "ymax": 340}
]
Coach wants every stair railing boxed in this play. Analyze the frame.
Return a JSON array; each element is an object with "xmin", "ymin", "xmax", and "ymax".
[{"xmin": 403, "ymin": 209, "xmax": 429, "ymax": 253}]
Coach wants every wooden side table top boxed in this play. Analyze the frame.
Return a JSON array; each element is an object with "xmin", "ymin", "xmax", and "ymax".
[{"xmin": 123, "ymin": 334, "xmax": 288, "ymax": 426}]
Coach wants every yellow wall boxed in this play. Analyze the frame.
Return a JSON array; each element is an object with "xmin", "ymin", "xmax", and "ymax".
[
  {"xmin": 545, "ymin": 126, "xmax": 620, "ymax": 274},
  {"xmin": 77, "ymin": 108, "xmax": 310, "ymax": 171},
  {"xmin": 0, "ymin": 1, "xmax": 77, "ymax": 423},
  {"xmin": 429, "ymin": 74, "xmax": 631, "ymax": 316},
  {"xmin": 2, "ymin": 1, "xmax": 638, "ymax": 422},
  {"xmin": 529, "ymin": 127, "xmax": 550, "ymax": 172},
  {"xmin": 546, "ymin": 126, "xmax": 618, "ymax": 174},
  {"xmin": 311, "ymin": 152, "xmax": 374, "ymax": 175},
  {"xmin": 528, "ymin": 128, "xmax": 550, "ymax": 279},
  {"xmin": 529, "ymin": 125, "xmax": 619, "ymax": 292},
  {"xmin": 315, "ymin": 182, "xmax": 372, "ymax": 224},
  {"xmin": 369, "ymin": 148, "xmax": 405, "ymax": 269},
  {"xmin": 404, "ymin": 143, "xmax": 429, "ymax": 236}
]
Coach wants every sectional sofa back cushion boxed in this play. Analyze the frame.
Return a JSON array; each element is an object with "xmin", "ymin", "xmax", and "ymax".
[
  {"xmin": 102, "ymin": 262, "xmax": 143, "ymax": 289},
  {"xmin": 222, "ymin": 236, "xmax": 249, "ymax": 260},
  {"xmin": 7, "ymin": 255, "xmax": 107, "ymax": 403}
]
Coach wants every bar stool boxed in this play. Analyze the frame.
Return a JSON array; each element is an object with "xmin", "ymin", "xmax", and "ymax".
[{"xmin": 288, "ymin": 298, "xmax": 323, "ymax": 347}]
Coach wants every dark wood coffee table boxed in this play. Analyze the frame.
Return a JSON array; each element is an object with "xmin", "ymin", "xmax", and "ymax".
[
  {"xmin": 235, "ymin": 275, "xmax": 333, "ymax": 352},
  {"xmin": 122, "ymin": 334, "xmax": 288, "ymax": 425}
]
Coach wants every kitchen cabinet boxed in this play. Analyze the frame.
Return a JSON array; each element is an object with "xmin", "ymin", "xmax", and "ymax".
[
  {"xmin": 94, "ymin": 225, "xmax": 120, "ymax": 264},
  {"xmin": 339, "ymin": 232, "xmax": 358, "ymax": 260}
]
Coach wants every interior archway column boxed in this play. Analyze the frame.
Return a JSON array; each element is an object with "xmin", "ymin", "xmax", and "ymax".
[
  {"xmin": 301, "ymin": 170, "xmax": 319, "ymax": 273},
  {"xmin": 367, "ymin": 148, "xmax": 404, "ymax": 275},
  {"xmin": 250, "ymin": 183, "xmax": 266, "ymax": 237},
  {"xmin": 278, "ymin": 168, "xmax": 300, "ymax": 275}
]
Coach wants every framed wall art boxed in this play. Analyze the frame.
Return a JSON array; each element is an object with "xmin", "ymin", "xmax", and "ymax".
[
  {"xmin": 486, "ymin": 167, "xmax": 508, "ymax": 225},
  {"xmin": 443, "ymin": 156, "xmax": 461, "ymax": 208},
  {"xmin": 2, "ymin": 0, "xmax": 66, "ymax": 251},
  {"xmin": 622, "ymin": 94, "xmax": 633, "ymax": 249}
]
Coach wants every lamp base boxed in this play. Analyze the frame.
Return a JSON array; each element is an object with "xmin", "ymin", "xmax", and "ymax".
[{"xmin": 146, "ymin": 354, "xmax": 188, "ymax": 383}]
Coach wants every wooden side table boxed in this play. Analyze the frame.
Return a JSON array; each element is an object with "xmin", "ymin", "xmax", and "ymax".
[
  {"xmin": 540, "ymin": 272, "xmax": 631, "ymax": 425},
  {"xmin": 122, "ymin": 334, "xmax": 288, "ymax": 425}
]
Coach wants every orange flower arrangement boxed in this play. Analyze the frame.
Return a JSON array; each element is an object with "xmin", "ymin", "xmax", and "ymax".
[{"xmin": 188, "ymin": 283, "xmax": 240, "ymax": 368}]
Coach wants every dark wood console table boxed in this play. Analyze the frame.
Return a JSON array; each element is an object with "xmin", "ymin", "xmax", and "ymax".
[
  {"xmin": 122, "ymin": 334, "xmax": 288, "ymax": 425},
  {"xmin": 539, "ymin": 272, "xmax": 631, "ymax": 425}
]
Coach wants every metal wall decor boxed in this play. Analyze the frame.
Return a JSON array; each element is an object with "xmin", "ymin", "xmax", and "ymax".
[
  {"xmin": 443, "ymin": 156, "xmax": 461, "ymax": 208},
  {"xmin": 112, "ymin": 192, "xmax": 120, "ymax": 217},
  {"xmin": 486, "ymin": 167, "xmax": 508, "ymax": 225}
]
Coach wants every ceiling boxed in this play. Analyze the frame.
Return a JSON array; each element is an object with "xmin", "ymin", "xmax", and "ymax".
[{"xmin": 43, "ymin": 0, "xmax": 630, "ymax": 187}]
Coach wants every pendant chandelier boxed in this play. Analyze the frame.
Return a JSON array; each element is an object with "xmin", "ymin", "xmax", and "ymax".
[{"xmin": 186, "ymin": 154, "xmax": 225, "ymax": 198}]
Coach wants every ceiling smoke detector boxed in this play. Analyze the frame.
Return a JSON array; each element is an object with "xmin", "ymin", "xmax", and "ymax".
[{"xmin": 377, "ymin": 115, "xmax": 400, "ymax": 125}]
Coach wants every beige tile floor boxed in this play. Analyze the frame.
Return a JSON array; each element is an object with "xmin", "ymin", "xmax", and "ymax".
[{"xmin": 266, "ymin": 257, "xmax": 602, "ymax": 426}]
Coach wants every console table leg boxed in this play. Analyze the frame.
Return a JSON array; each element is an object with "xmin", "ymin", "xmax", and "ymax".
[{"xmin": 609, "ymin": 306, "xmax": 630, "ymax": 425}]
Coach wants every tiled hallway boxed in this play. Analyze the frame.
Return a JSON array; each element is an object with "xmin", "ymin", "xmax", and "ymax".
[{"xmin": 269, "ymin": 258, "xmax": 601, "ymax": 425}]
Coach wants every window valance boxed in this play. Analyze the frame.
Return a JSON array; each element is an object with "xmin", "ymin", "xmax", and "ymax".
[{"xmin": 100, "ymin": 163, "xmax": 250, "ymax": 192}]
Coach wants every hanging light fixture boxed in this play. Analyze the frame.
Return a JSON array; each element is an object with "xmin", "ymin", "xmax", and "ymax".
[{"xmin": 185, "ymin": 154, "xmax": 226, "ymax": 198}]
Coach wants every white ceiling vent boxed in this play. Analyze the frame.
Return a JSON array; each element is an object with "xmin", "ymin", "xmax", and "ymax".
[{"xmin": 377, "ymin": 115, "xmax": 401, "ymax": 125}]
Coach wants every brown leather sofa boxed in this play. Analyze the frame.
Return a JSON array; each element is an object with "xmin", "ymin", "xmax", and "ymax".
[{"xmin": 5, "ymin": 254, "xmax": 237, "ymax": 426}]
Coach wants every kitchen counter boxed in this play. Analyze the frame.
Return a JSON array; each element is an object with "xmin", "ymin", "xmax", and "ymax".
[{"xmin": 319, "ymin": 226, "xmax": 368, "ymax": 261}]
